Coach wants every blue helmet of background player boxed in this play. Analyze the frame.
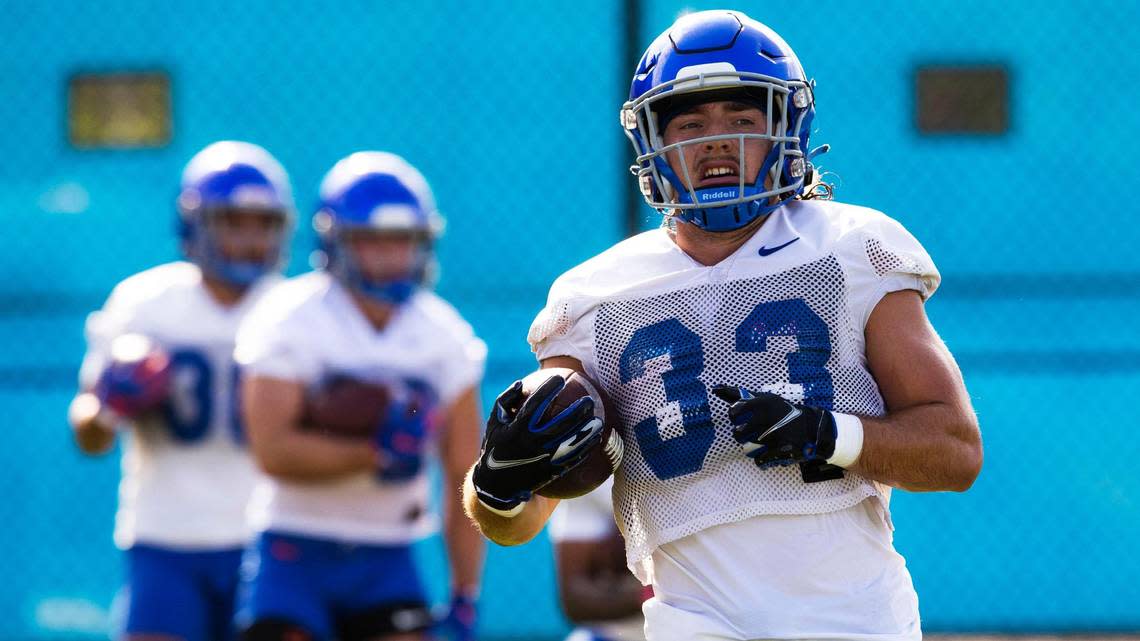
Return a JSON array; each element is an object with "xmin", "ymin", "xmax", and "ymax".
[
  {"xmin": 313, "ymin": 151, "xmax": 443, "ymax": 306},
  {"xmin": 621, "ymin": 10, "xmax": 829, "ymax": 232},
  {"xmin": 177, "ymin": 141, "xmax": 294, "ymax": 288}
]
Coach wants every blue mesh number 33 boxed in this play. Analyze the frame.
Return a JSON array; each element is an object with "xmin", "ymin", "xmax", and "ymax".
[{"xmin": 619, "ymin": 298, "xmax": 835, "ymax": 480}]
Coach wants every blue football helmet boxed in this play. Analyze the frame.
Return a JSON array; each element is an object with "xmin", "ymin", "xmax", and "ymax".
[
  {"xmin": 313, "ymin": 152, "xmax": 443, "ymax": 305},
  {"xmin": 621, "ymin": 10, "xmax": 828, "ymax": 232},
  {"xmin": 177, "ymin": 141, "xmax": 294, "ymax": 287}
]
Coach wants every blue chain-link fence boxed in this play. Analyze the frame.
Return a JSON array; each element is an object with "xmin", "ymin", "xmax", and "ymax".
[{"xmin": 1, "ymin": 0, "xmax": 1136, "ymax": 637}]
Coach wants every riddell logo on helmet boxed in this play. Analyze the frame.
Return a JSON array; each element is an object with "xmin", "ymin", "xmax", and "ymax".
[{"xmin": 701, "ymin": 191, "xmax": 736, "ymax": 200}]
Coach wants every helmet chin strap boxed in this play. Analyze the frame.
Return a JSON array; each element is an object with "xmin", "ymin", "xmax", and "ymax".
[
  {"xmin": 354, "ymin": 278, "xmax": 417, "ymax": 306},
  {"xmin": 654, "ymin": 136, "xmax": 787, "ymax": 232},
  {"xmin": 190, "ymin": 227, "xmax": 275, "ymax": 290},
  {"xmin": 331, "ymin": 240, "xmax": 430, "ymax": 306},
  {"xmin": 212, "ymin": 260, "xmax": 269, "ymax": 289}
]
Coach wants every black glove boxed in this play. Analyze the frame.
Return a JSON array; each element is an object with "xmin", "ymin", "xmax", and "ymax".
[
  {"xmin": 711, "ymin": 385, "xmax": 838, "ymax": 471},
  {"xmin": 472, "ymin": 376, "xmax": 603, "ymax": 514}
]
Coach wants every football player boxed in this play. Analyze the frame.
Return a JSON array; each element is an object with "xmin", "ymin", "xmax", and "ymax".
[
  {"xmin": 235, "ymin": 151, "xmax": 485, "ymax": 641},
  {"xmin": 463, "ymin": 10, "xmax": 982, "ymax": 640},
  {"xmin": 549, "ymin": 477, "xmax": 647, "ymax": 641},
  {"xmin": 68, "ymin": 140, "xmax": 295, "ymax": 641}
]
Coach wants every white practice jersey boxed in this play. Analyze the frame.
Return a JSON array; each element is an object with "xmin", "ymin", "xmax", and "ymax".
[
  {"xmin": 79, "ymin": 261, "xmax": 278, "ymax": 550},
  {"xmin": 234, "ymin": 272, "xmax": 486, "ymax": 545},
  {"xmin": 529, "ymin": 200, "xmax": 937, "ymax": 637},
  {"xmin": 644, "ymin": 502, "xmax": 920, "ymax": 640},
  {"xmin": 549, "ymin": 477, "xmax": 647, "ymax": 641}
]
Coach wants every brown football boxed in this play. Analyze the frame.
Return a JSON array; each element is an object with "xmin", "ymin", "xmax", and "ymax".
[
  {"xmin": 301, "ymin": 376, "xmax": 389, "ymax": 440},
  {"xmin": 519, "ymin": 367, "xmax": 623, "ymax": 499}
]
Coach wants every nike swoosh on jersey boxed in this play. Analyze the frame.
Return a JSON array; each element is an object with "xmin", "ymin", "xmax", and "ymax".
[
  {"xmin": 757, "ymin": 237, "xmax": 800, "ymax": 256},
  {"xmin": 755, "ymin": 404, "xmax": 802, "ymax": 442},
  {"xmin": 485, "ymin": 450, "xmax": 551, "ymax": 470}
]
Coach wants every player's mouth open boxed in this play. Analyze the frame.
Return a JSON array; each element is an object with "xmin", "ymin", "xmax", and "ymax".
[{"xmin": 696, "ymin": 162, "xmax": 742, "ymax": 188}]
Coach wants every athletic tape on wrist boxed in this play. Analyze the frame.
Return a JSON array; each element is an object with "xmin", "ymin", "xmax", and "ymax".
[
  {"xmin": 827, "ymin": 412, "xmax": 864, "ymax": 468},
  {"xmin": 477, "ymin": 497, "xmax": 526, "ymax": 518}
]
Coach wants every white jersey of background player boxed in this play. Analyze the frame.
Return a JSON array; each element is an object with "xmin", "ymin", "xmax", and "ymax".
[
  {"xmin": 237, "ymin": 272, "xmax": 483, "ymax": 543},
  {"xmin": 235, "ymin": 152, "xmax": 486, "ymax": 641},
  {"xmin": 69, "ymin": 141, "xmax": 294, "ymax": 641},
  {"xmin": 549, "ymin": 477, "xmax": 647, "ymax": 641},
  {"xmin": 465, "ymin": 10, "xmax": 982, "ymax": 641}
]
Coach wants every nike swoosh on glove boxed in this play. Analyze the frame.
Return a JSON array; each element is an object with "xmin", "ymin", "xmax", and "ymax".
[
  {"xmin": 472, "ymin": 375, "xmax": 603, "ymax": 514},
  {"xmin": 711, "ymin": 385, "xmax": 837, "ymax": 469}
]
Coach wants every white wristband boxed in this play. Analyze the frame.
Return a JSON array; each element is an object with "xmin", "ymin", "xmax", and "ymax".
[
  {"xmin": 477, "ymin": 497, "xmax": 526, "ymax": 518},
  {"xmin": 827, "ymin": 412, "xmax": 864, "ymax": 468}
]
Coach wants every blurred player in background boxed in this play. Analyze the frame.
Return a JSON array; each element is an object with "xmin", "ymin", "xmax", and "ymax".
[
  {"xmin": 549, "ymin": 477, "xmax": 646, "ymax": 641},
  {"xmin": 235, "ymin": 151, "xmax": 485, "ymax": 641},
  {"xmin": 465, "ymin": 9, "xmax": 983, "ymax": 640},
  {"xmin": 68, "ymin": 140, "xmax": 295, "ymax": 641}
]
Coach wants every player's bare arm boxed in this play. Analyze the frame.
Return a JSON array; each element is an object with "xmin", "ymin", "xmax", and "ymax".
[
  {"xmin": 439, "ymin": 385, "xmax": 486, "ymax": 593},
  {"xmin": 70, "ymin": 334, "xmax": 175, "ymax": 456},
  {"xmin": 462, "ymin": 474, "xmax": 560, "ymax": 546},
  {"xmin": 243, "ymin": 374, "xmax": 379, "ymax": 481},
  {"xmin": 539, "ymin": 355, "xmax": 586, "ymax": 375},
  {"xmin": 715, "ymin": 291, "xmax": 981, "ymax": 491},
  {"xmin": 556, "ymin": 535, "xmax": 644, "ymax": 623},
  {"xmin": 852, "ymin": 289, "xmax": 982, "ymax": 491}
]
